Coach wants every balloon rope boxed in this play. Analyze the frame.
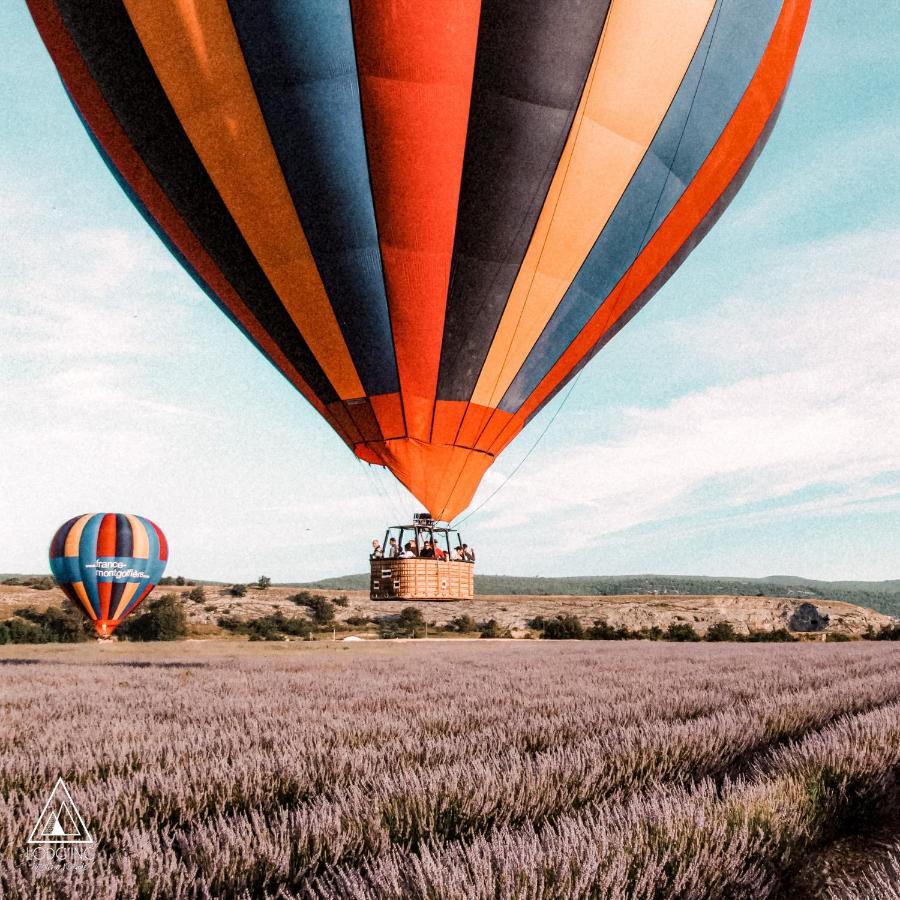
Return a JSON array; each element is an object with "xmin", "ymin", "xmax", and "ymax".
[
  {"xmin": 359, "ymin": 458, "xmax": 402, "ymax": 523},
  {"xmin": 452, "ymin": 367, "xmax": 584, "ymax": 529}
]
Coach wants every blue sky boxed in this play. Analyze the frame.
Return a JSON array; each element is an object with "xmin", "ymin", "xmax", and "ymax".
[{"xmin": 1, "ymin": 2, "xmax": 898, "ymax": 582}]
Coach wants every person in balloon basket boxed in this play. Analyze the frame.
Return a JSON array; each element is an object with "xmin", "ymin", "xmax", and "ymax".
[
  {"xmin": 462, "ymin": 544, "xmax": 475, "ymax": 563},
  {"xmin": 370, "ymin": 539, "xmax": 383, "ymax": 559},
  {"xmin": 420, "ymin": 540, "xmax": 435, "ymax": 559},
  {"xmin": 387, "ymin": 537, "xmax": 400, "ymax": 558},
  {"xmin": 400, "ymin": 542, "xmax": 417, "ymax": 558},
  {"xmin": 451, "ymin": 545, "xmax": 465, "ymax": 561}
]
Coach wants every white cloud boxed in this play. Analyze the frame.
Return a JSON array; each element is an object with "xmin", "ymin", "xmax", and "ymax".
[{"xmin": 470, "ymin": 227, "xmax": 900, "ymax": 558}]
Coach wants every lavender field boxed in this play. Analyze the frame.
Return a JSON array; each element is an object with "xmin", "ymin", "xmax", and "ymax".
[{"xmin": 2, "ymin": 640, "xmax": 900, "ymax": 899}]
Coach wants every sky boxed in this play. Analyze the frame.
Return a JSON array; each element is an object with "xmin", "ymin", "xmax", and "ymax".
[{"xmin": 1, "ymin": 2, "xmax": 898, "ymax": 583}]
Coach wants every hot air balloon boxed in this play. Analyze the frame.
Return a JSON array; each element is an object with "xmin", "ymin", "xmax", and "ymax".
[
  {"xmin": 28, "ymin": 0, "xmax": 810, "ymax": 521},
  {"xmin": 49, "ymin": 514, "xmax": 168, "ymax": 638}
]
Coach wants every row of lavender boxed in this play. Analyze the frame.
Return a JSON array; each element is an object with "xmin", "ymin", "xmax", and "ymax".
[{"xmin": 1, "ymin": 642, "xmax": 898, "ymax": 898}]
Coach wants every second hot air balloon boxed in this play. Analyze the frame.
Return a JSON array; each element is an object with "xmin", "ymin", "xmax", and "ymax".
[
  {"xmin": 49, "ymin": 514, "xmax": 168, "ymax": 638},
  {"xmin": 28, "ymin": 0, "xmax": 811, "ymax": 520}
]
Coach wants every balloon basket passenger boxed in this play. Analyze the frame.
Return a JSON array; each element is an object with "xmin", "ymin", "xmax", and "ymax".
[{"xmin": 370, "ymin": 513, "xmax": 474, "ymax": 601}]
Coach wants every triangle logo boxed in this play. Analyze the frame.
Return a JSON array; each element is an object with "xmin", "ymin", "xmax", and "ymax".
[{"xmin": 28, "ymin": 778, "xmax": 94, "ymax": 844}]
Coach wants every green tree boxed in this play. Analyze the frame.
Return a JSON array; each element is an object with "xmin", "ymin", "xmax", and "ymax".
[{"xmin": 257, "ymin": 575, "xmax": 272, "ymax": 590}]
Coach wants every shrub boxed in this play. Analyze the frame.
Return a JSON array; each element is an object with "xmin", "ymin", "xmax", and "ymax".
[
  {"xmin": 217, "ymin": 615, "xmax": 243, "ymax": 632},
  {"xmin": 1, "ymin": 606, "xmax": 91, "ymax": 643},
  {"xmin": 229, "ymin": 584, "xmax": 247, "ymax": 598},
  {"xmin": 2, "ymin": 576, "xmax": 56, "ymax": 591},
  {"xmin": 308, "ymin": 597, "xmax": 335, "ymax": 627},
  {"xmin": 825, "ymin": 632, "xmax": 852, "ymax": 642},
  {"xmin": 638, "ymin": 626, "xmax": 665, "ymax": 641},
  {"xmin": 2, "ymin": 618, "xmax": 46, "ymax": 643},
  {"xmin": 746, "ymin": 628, "xmax": 796, "ymax": 643},
  {"xmin": 218, "ymin": 612, "xmax": 312, "ymax": 640},
  {"xmin": 257, "ymin": 575, "xmax": 271, "ymax": 590},
  {"xmin": 29, "ymin": 576, "xmax": 55, "ymax": 591},
  {"xmin": 526, "ymin": 615, "xmax": 548, "ymax": 631},
  {"xmin": 346, "ymin": 616, "xmax": 371, "ymax": 626},
  {"xmin": 479, "ymin": 619, "xmax": 511, "ymax": 639},
  {"xmin": 587, "ymin": 619, "xmax": 631, "ymax": 640},
  {"xmin": 870, "ymin": 624, "xmax": 900, "ymax": 640},
  {"xmin": 187, "ymin": 586, "xmax": 206, "ymax": 603},
  {"xmin": 666, "ymin": 623, "xmax": 701, "ymax": 642},
  {"xmin": 705, "ymin": 622, "xmax": 738, "ymax": 642},
  {"xmin": 274, "ymin": 614, "xmax": 314, "ymax": 638},
  {"xmin": 175, "ymin": 576, "xmax": 186, "ymax": 586},
  {"xmin": 448, "ymin": 614, "xmax": 479, "ymax": 633},
  {"xmin": 117, "ymin": 594, "xmax": 187, "ymax": 641},
  {"xmin": 333, "ymin": 595, "xmax": 350, "ymax": 608},
  {"xmin": 378, "ymin": 607, "xmax": 426, "ymax": 639},
  {"xmin": 398, "ymin": 606, "xmax": 425, "ymax": 633},
  {"xmin": 541, "ymin": 615, "xmax": 585, "ymax": 640},
  {"xmin": 248, "ymin": 625, "xmax": 281, "ymax": 641}
]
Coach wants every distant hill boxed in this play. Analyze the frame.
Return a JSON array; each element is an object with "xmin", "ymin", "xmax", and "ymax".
[{"xmin": 302, "ymin": 573, "xmax": 900, "ymax": 618}]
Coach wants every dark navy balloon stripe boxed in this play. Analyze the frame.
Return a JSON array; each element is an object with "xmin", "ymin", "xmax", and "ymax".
[
  {"xmin": 501, "ymin": 0, "xmax": 781, "ymax": 411},
  {"xmin": 51, "ymin": 0, "xmax": 340, "ymax": 406},
  {"xmin": 437, "ymin": 0, "xmax": 611, "ymax": 403},
  {"xmin": 228, "ymin": 0, "xmax": 398, "ymax": 398},
  {"xmin": 49, "ymin": 515, "xmax": 79, "ymax": 559}
]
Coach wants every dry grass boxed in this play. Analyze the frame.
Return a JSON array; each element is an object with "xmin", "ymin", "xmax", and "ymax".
[
  {"xmin": 1, "ymin": 640, "xmax": 900, "ymax": 898},
  {"xmin": 1, "ymin": 581, "xmax": 893, "ymax": 638}
]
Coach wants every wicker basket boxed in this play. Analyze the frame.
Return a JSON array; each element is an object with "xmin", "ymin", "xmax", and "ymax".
[{"xmin": 370, "ymin": 558, "xmax": 474, "ymax": 600}]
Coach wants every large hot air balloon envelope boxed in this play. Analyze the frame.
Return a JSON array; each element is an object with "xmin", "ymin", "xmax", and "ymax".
[
  {"xmin": 49, "ymin": 514, "xmax": 168, "ymax": 637},
  {"xmin": 28, "ymin": 0, "xmax": 810, "ymax": 520}
]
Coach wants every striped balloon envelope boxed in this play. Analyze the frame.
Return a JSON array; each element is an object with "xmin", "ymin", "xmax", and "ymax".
[
  {"xmin": 28, "ymin": 0, "xmax": 810, "ymax": 521},
  {"xmin": 49, "ymin": 514, "xmax": 168, "ymax": 638}
]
